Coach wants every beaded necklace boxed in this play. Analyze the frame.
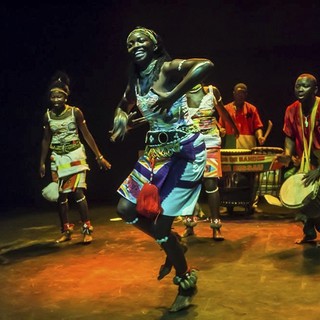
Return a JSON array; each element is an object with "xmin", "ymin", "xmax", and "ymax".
[
  {"xmin": 137, "ymin": 60, "xmax": 157, "ymax": 95},
  {"xmin": 139, "ymin": 59, "xmax": 157, "ymax": 77}
]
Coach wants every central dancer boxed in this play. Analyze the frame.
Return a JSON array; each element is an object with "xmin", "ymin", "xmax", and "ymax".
[{"xmin": 110, "ymin": 26, "xmax": 214, "ymax": 312}]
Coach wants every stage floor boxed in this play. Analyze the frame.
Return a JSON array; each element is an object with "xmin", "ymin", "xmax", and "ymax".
[{"xmin": 1, "ymin": 199, "xmax": 320, "ymax": 320}]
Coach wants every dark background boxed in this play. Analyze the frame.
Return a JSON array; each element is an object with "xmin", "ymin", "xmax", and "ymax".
[{"xmin": 1, "ymin": 0, "xmax": 320, "ymax": 211}]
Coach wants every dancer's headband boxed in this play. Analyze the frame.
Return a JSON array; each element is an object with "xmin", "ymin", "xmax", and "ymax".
[{"xmin": 127, "ymin": 27, "xmax": 158, "ymax": 45}]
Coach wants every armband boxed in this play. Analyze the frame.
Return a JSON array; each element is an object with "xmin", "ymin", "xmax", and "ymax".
[{"xmin": 178, "ymin": 59, "xmax": 186, "ymax": 71}]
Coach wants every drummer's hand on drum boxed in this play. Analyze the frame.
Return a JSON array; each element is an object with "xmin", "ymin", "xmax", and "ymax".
[
  {"xmin": 303, "ymin": 169, "xmax": 320, "ymax": 187},
  {"xmin": 291, "ymin": 155, "xmax": 301, "ymax": 167},
  {"xmin": 234, "ymin": 128, "xmax": 240, "ymax": 139},
  {"xmin": 258, "ymin": 136, "xmax": 266, "ymax": 145},
  {"xmin": 276, "ymin": 154, "xmax": 291, "ymax": 166},
  {"xmin": 219, "ymin": 127, "xmax": 226, "ymax": 137}
]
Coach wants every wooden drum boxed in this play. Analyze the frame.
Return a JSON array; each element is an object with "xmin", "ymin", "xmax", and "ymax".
[{"xmin": 220, "ymin": 149, "xmax": 256, "ymax": 214}]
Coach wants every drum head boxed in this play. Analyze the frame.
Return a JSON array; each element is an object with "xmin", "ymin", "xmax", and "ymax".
[
  {"xmin": 279, "ymin": 173, "xmax": 315, "ymax": 209},
  {"xmin": 251, "ymin": 147, "xmax": 284, "ymax": 154}
]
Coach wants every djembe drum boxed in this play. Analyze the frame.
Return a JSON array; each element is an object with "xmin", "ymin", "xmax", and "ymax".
[{"xmin": 280, "ymin": 173, "xmax": 320, "ymax": 219}]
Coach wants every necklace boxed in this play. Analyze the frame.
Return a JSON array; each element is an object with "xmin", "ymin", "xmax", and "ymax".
[
  {"xmin": 304, "ymin": 115, "xmax": 309, "ymax": 128},
  {"xmin": 137, "ymin": 60, "xmax": 157, "ymax": 95},
  {"xmin": 139, "ymin": 60, "xmax": 157, "ymax": 78},
  {"xmin": 54, "ymin": 105, "xmax": 68, "ymax": 117}
]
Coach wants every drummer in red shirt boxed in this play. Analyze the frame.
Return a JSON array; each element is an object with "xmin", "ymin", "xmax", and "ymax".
[
  {"xmin": 219, "ymin": 83, "xmax": 266, "ymax": 213},
  {"xmin": 281, "ymin": 73, "xmax": 320, "ymax": 244},
  {"xmin": 219, "ymin": 83, "xmax": 265, "ymax": 149}
]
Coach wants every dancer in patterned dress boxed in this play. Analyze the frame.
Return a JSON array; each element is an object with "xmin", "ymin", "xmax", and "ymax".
[
  {"xmin": 182, "ymin": 84, "xmax": 239, "ymax": 240},
  {"xmin": 110, "ymin": 27, "xmax": 213, "ymax": 312},
  {"xmin": 39, "ymin": 71, "xmax": 111, "ymax": 244}
]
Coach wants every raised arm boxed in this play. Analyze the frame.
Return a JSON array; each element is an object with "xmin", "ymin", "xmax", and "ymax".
[
  {"xmin": 150, "ymin": 58, "xmax": 214, "ymax": 114},
  {"xmin": 110, "ymin": 83, "xmax": 140, "ymax": 141},
  {"xmin": 212, "ymin": 86, "xmax": 239, "ymax": 138},
  {"xmin": 164, "ymin": 58, "xmax": 214, "ymax": 102}
]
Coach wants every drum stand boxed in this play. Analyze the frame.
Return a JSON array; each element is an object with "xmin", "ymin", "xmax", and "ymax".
[
  {"xmin": 219, "ymin": 172, "xmax": 258, "ymax": 215},
  {"xmin": 220, "ymin": 147, "xmax": 284, "ymax": 215}
]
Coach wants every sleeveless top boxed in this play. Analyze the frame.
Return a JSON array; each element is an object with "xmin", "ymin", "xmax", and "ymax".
[
  {"xmin": 47, "ymin": 106, "xmax": 88, "ymax": 177},
  {"xmin": 188, "ymin": 85, "xmax": 221, "ymax": 148},
  {"xmin": 136, "ymin": 88, "xmax": 199, "ymax": 158},
  {"xmin": 47, "ymin": 106, "xmax": 80, "ymax": 146},
  {"xmin": 136, "ymin": 89, "xmax": 193, "ymax": 131}
]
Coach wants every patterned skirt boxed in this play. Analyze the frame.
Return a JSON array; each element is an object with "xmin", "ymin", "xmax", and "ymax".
[{"xmin": 117, "ymin": 133, "xmax": 206, "ymax": 217}]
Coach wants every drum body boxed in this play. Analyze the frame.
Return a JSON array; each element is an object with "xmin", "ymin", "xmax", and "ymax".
[
  {"xmin": 219, "ymin": 149, "xmax": 257, "ymax": 214},
  {"xmin": 251, "ymin": 147, "xmax": 284, "ymax": 197},
  {"xmin": 280, "ymin": 173, "xmax": 320, "ymax": 218},
  {"xmin": 219, "ymin": 147, "xmax": 284, "ymax": 214}
]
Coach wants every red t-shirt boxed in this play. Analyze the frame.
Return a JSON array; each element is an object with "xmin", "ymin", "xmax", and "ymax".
[
  {"xmin": 283, "ymin": 99, "xmax": 320, "ymax": 158},
  {"xmin": 219, "ymin": 101, "xmax": 263, "ymax": 135}
]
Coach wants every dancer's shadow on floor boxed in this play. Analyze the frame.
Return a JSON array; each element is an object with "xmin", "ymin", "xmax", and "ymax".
[
  {"xmin": 0, "ymin": 239, "xmax": 72, "ymax": 265},
  {"xmin": 263, "ymin": 242, "xmax": 320, "ymax": 275},
  {"xmin": 157, "ymin": 304, "xmax": 198, "ymax": 320}
]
